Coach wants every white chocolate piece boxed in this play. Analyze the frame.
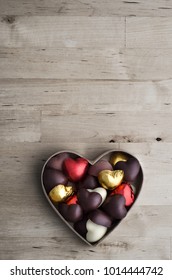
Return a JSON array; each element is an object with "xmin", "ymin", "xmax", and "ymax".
[
  {"xmin": 87, "ymin": 187, "xmax": 107, "ymax": 206},
  {"xmin": 86, "ymin": 219, "xmax": 107, "ymax": 243}
]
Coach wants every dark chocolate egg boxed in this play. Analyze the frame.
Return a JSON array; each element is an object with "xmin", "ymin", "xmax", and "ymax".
[
  {"xmin": 77, "ymin": 188, "xmax": 102, "ymax": 213},
  {"xmin": 58, "ymin": 203, "xmax": 83, "ymax": 223},
  {"xmin": 78, "ymin": 175, "xmax": 98, "ymax": 189},
  {"xmin": 43, "ymin": 168, "xmax": 68, "ymax": 193},
  {"xmin": 114, "ymin": 158, "xmax": 140, "ymax": 182},
  {"xmin": 88, "ymin": 160, "xmax": 113, "ymax": 177},
  {"xmin": 102, "ymin": 194, "xmax": 127, "ymax": 220},
  {"xmin": 46, "ymin": 152, "xmax": 69, "ymax": 171}
]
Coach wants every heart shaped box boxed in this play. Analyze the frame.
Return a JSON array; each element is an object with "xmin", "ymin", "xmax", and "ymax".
[{"xmin": 41, "ymin": 150, "xmax": 143, "ymax": 246}]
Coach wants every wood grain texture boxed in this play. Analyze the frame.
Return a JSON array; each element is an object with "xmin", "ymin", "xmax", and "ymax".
[
  {"xmin": 0, "ymin": 0, "xmax": 172, "ymax": 260},
  {"xmin": 127, "ymin": 17, "xmax": 172, "ymax": 48},
  {"xmin": 1, "ymin": 48, "xmax": 172, "ymax": 80},
  {"xmin": 1, "ymin": 79, "xmax": 172, "ymax": 110},
  {"xmin": 41, "ymin": 111, "xmax": 172, "ymax": 143},
  {"xmin": 0, "ymin": 109, "xmax": 41, "ymax": 142},
  {"xmin": 1, "ymin": 0, "xmax": 172, "ymax": 17},
  {"xmin": 0, "ymin": 16, "xmax": 125, "ymax": 48},
  {"xmin": 0, "ymin": 236, "xmax": 170, "ymax": 260}
]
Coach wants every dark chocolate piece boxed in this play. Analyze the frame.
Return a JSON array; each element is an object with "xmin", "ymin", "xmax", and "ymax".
[
  {"xmin": 78, "ymin": 175, "xmax": 98, "ymax": 189},
  {"xmin": 102, "ymin": 194, "xmax": 127, "ymax": 220},
  {"xmin": 114, "ymin": 158, "xmax": 140, "ymax": 182},
  {"xmin": 74, "ymin": 217, "xmax": 87, "ymax": 237},
  {"xmin": 88, "ymin": 160, "xmax": 113, "ymax": 177},
  {"xmin": 43, "ymin": 168, "xmax": 68, "ymax": 193},
  {"xmin": 46, "ymin": 152, "xmax": 69, "ymax": 171},
  {"xmin": 58, "ymin": 203, "xmax": 83, "ymax": 223},
  {"xmin": 77, "ymin": 188, "xmax": 102, "ymax": 213},
  {"xmin": 89, "ymin": 209, "xmax": 112, "ymax": 227}
]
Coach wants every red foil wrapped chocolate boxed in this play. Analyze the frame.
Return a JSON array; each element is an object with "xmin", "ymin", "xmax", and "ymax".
[{"xmin": 110, "ymin": 183, "xmax": 134, "ymax": 206}]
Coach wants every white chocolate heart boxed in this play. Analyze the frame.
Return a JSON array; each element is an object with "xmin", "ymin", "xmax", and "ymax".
[
  {"xmin": 87, "ymin": 187, "xmax": 107, "ymax": 206},
  {"xmin": 86, "ymin": 219, "xmax": 107, "ymax": 243}
]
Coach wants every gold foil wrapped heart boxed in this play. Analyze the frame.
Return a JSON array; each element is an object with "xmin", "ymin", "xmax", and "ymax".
[
  {"xmin": 98, "ymin": 170, "xmax": 124, "ymax": 190},
  {"xmin": 49, "ymin": 185, "xmax": 75, "ymax": 203},
  {"xmin": 110, "ymin": 152, "xmax": 128, "ymax": 166}
]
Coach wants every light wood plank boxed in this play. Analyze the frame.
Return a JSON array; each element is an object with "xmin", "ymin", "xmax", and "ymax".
[
  {"xmin": 1, "ymin": 48, "xmax": 172, "ymax": 80},
  {"xmin": 1, "ymin": 0, "xmax": 172, "ymax": 17},
  {"xmin": 0, "ymin": 16, "xmax": 125, "ymax": 48},
  {"xmin": 1, "ymin": 79, "xmax": 172, "ymax": 112},
  {"xmin": 127, "ymin": 17, "xmax": 172, "ymax": 48},
  {"xmin": 41, "ymin": 111, "xmax": 172, "ymax": 143},
  {"xmin": 0, "ymin": 109, "xmax": 41, "ymax": 142},
  {"xmin": 0, "ymin": 236, "xmax": 170, "ymax": 260},
  {"xmin": 0, "ymin": 48, "xmax": 127, "ymax": 79}
]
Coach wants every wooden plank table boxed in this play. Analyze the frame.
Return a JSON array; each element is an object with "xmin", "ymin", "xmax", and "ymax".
[{"xmin": 0, "ymin": 0, "xmax": 172, "ymax": 260}]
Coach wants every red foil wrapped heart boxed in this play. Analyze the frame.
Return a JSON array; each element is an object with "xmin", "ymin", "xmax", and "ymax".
[
  {"xmin": 64, "ymin": 157, "xmax": 88, "ymax": 182},
  {"xmin": 110, "ymin": 183, "xmax": 134, "ymax": 206}
]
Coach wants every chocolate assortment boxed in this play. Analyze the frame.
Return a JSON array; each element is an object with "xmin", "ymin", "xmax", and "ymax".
[{"xmin": 41, "ymin": 151, "xmax": 143, "ymax": 245}]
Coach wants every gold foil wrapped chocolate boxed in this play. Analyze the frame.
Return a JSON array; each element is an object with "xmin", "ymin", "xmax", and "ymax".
[
  {"xmin": 110, "ymin": 152, "xmax": 128, "ymax": 166},
  {"xmin": 49, "ymin": 185, "xmax": 75, "ymax": 203},
  {"xmin": 98, "ymin": 170, "xmax": 124, "ymax": 190}
]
